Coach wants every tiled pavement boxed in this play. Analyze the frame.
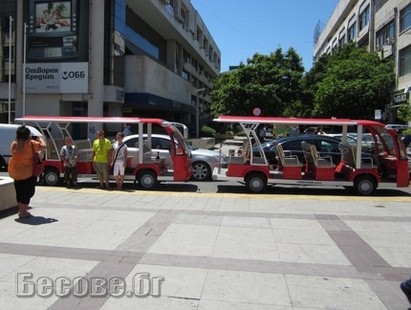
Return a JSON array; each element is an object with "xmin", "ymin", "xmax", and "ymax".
[{"xmin": 0, "ymin": 186, "xmax": 411, "ymax": 309}]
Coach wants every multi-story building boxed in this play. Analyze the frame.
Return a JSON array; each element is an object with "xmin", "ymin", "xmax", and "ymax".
[
  {"xmin": 0, "ymin": 0, "xmax": 220, "ymax": 137},
  {"xmin": 313, "ymin": 0, "xmax": 411, "ymax": 123}
]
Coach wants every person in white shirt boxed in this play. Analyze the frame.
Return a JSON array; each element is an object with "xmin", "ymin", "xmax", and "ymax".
[{"xmin": 111, "ymin": 132, "xmax": 128, "ymax": 190}]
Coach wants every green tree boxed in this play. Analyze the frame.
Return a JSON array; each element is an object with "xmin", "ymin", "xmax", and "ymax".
[
  {"xmin": 397, "ymin": 104, "xmax": 411, "ymax": 122},
  {"xmin": 299, "ymin": 53, "xmax": 331, "ymax": 117},
  {"xmin": 210, "ymin": 48, "xmax": 305, "ymax": 117},
  {"xmin": 312, "ymin": 44, "xmax": 395, "ymax": 119}
]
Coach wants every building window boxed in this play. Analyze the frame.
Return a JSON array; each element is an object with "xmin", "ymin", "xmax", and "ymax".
[
  {"xmin": 400, "ymin": 3, "xmax": 411, "ymax": 33},
  {"xmin": 203, "ymin": 38, "xmax": 208, "ymax": 52},
  {"xmin": 2, "ymin": 46, "xmax": 15, "ymax": 83},
  {"xmin": 191, "ymin": 76, "xmax": 197, "ymax": 88},
  {"xmin": 126, "ymin": 29, "xmax": 159, "ymax": 59},
  {"xmin": 164, "ymin": 0, "xmax": 174, "ymax": 17},
  {"xmin": 376, "ymin": 20, "xmax": 395, "ymax": 50},
  {"xmin": 192, "ymin": 58, "xmax": 198, "ymax": 71},
  {"xmin": 399, "ymin": 45, "xmax": 411, "ymax": 76},
  {"xmin": 208, "ymin": 47, "xmax": 213, "ymax": 61},
  {"xmin": 332, "ymin": 38, "xmax": 338, "ymax": 53},
  {"xmin": 339, "ymin": 34, "xmax": 346, "ymax": 46},
  {"xmin": 180, "ymin": 6, "xmax": 188, "ymax": 30},
  {"xmin": 197, "ymin": 27, "xmax": 202, "ymax": 45},
  {"xmin": 3, "ymin": 46, "xmax": 13, "ymax": 60},
  {"xmin": 359, "ymin": 5, "xmax": 370, "ymax": 31},
  {"xmin": 326, "ymin": 47, "xmax": 331, "ymax": 55},
  {"xmin": 348, "ymin": 23, "xmax": 356, "ymax": 41},
  {"xmin": 182, "ymin": 70, "xmax": 189, "ymax": 81}
]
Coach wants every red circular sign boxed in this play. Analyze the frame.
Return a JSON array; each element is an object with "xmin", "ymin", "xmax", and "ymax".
[{"xmin": 253, "ymin": 107, "xmax": 261, "ymax": 116}]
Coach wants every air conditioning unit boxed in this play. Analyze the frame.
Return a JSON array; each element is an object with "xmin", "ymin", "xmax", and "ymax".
[
  {"xmin": 385, "ymin": 37, "xmax": 395, "ymax": 45},
  {"xmin": 382, "ymin": 45, "xmax": 393, "ymax": 58}
]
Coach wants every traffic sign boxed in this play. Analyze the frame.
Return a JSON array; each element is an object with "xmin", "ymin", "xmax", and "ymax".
[
  {"xmin": 253, "ymin": 107, "xmax": 261, "ymax": 116},
  {"xmin": 374, "ymin": 109, "xmax": 381, "ymax": 120}
]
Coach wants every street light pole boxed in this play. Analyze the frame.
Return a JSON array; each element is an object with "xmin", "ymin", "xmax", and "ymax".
[
  {"xmin": 8, "ymin": 16, "xmax": 13, "ymax": 124},
  {"xmin": 195, "ymin": 88, "xmax": 206, "ymax": 138},
  {"xmin": 23, "ymin": 23, "xmax": 27, "ymax": 116}
]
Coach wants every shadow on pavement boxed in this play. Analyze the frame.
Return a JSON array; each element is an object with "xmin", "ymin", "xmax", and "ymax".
[
  {"xmin": 139, "ymin": 183, "xmax": 199, "ymax": 192},
  {"xmin": 217, "ymin": 184, "xmax": 411, "ymax": 197},
  {"xmin": 37, "ymin": 180, "xmax": 410, "ymax": 197},
  {"xmin": 14, "ymin": 216, "xmax": 59, "ymax": 225},
  {"xmin": 59, "ymin": 182, "xmax": 199, "ymax": 193}
]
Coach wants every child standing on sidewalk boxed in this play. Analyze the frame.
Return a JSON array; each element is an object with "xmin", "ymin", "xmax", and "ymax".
[{"xmin": 60, "ymin": 136, "xmax": 78, "ymax": 188}]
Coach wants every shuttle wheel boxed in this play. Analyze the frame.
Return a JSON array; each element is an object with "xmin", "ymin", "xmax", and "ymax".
[
  {"xmin": 354, "ymin": 175, "xmax": 376, "ymax": 195},
  {"xmin": 138, "ymin": 170, "xmax": 158, "ymax": 189},
  {"xmin": 245, "ymin": 172, "xmax": 267, "ymax": 193},
  {"xmin": 43, "ymin": 168, "xmax": 61, "ymax": 186}
]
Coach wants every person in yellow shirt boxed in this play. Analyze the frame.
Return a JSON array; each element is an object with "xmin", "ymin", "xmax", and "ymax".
[
  {"xmin": 92, "ymin": 130, "xmax": 113, "ymax": 189},
  {"xmin": 8, "ymin": 125, "xmax": 47, "ymax": 218}
]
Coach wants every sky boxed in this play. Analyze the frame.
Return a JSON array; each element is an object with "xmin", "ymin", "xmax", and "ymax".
[{"xmin": 190, "ymin": 0, "xmax": 340, "ymax": 72}]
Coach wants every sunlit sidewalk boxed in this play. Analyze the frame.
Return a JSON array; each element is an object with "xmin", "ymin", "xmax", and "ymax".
[{"xmin": 0, "ymin": 186, "xmax": 410, "ymax": 309}]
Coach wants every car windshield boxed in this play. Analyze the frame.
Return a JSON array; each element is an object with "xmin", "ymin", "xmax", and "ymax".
[
  {"xmin": 281, "ymin": 139, "xmax": 308, "ymax": 150},
  {"xmin": 125, "ymin": 136, "xmax": 172, "ymax": 149},
  {"xmin": 373, "ymin": 127, "xmax": 397, "ymax": 156},
  {"xmin": 362, "ymin": 133, "xmax": 373, "ymax": 143},
  {"xmin": 169, "ymin": 125, "xmax": 191, "ymax": 153},
  {"xmin": 329, "ymin": 135, "xmax": 357, "ymax": 146},
  {"xmin": 126, "ymin": 134, "xmax": 198, "ymax": 152},
  {"xmin": 260, "ymin": 141, "xmax": 274, "ymax": 150}
]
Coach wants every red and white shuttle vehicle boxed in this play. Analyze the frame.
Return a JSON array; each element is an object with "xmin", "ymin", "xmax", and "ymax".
[
  {"xmin": 213, "ymin": 116, "xmax": 410, "ymax": 195},
  {"xmin": 15, "ymin": 116, "xmax": 192, "ymax": 189}
]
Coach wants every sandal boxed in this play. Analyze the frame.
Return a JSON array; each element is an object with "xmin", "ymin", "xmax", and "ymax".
[{"xmin": 19, "ymin": 212, "xmax": 33, "ymax": 219}]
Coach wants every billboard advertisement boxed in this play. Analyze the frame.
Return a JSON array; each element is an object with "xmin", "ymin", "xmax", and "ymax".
[
  {"xmin": 27, "ymin": 0, "xmax": 89, "ymax": 62},
  {"xmin": 25, "ymin": 62, "xmax": 88, "ymax": 93}
]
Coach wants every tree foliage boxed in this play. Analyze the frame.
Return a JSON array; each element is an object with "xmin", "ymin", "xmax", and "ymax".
[
  {"xmin": 210, "ymin": 43, "xmax": 395, "ymax": 121},
  {"xmin": 397, "ymin": 105, "xmax": 411, "ymax": 122},
  {"xmin": 311, "ymin": 44, "xmax": 395, "ymax": 119},
  {"xmin": 210, "ymin": 48, "xmax": 304, "ymax": 117}
]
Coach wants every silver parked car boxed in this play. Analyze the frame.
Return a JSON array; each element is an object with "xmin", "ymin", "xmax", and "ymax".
[{"xmin": 123, "ymin": 134, "xmax": 227, "ymax": 181}]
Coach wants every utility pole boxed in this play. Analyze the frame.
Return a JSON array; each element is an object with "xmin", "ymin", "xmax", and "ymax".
[
  {"xmin": 8, "ymin": 16, "xmax": 13, "ymax": 123},
  {"xmin": 195, "ymin": 88, "xmax": 206, "ymax": 138}
]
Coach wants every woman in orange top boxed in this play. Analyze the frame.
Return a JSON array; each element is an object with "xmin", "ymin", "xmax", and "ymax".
[{"xmin": 8, "ymin": 125, "xmax": 47, "ymax": 218}]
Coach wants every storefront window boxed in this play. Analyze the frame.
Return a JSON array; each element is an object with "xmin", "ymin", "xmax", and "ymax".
[{"xmin": 0, "ymin": 1, "xmax": 16, "ymax": 83}]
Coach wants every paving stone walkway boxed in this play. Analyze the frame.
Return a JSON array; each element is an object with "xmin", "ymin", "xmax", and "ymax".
[{"xmin": 0, "ymin": 187, "xmax": 410, "ymax": 309}]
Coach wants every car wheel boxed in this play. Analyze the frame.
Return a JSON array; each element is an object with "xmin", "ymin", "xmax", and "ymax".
[
  {"xmin": 245, "ymin": 172, "xmax": 267, "ymax": 193},
  {"xmin": 191, "ymin": 161, "xmax": 211, "ymax": 181},
  {"xmin": 43, "ymin": 168, "xmax": 61, "ymax": 186},
  {"xmin": 354, "ymin": 175, "xmax": 376, "ymax": 195},
  {"xmin": 138, "ymin": 169, "xmax": 158, "ymax": 189}
]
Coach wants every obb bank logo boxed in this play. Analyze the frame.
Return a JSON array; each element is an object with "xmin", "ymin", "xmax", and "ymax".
[{"xmin": 62, "ymin": 70, "xmax": 86, "ymax": 80}]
